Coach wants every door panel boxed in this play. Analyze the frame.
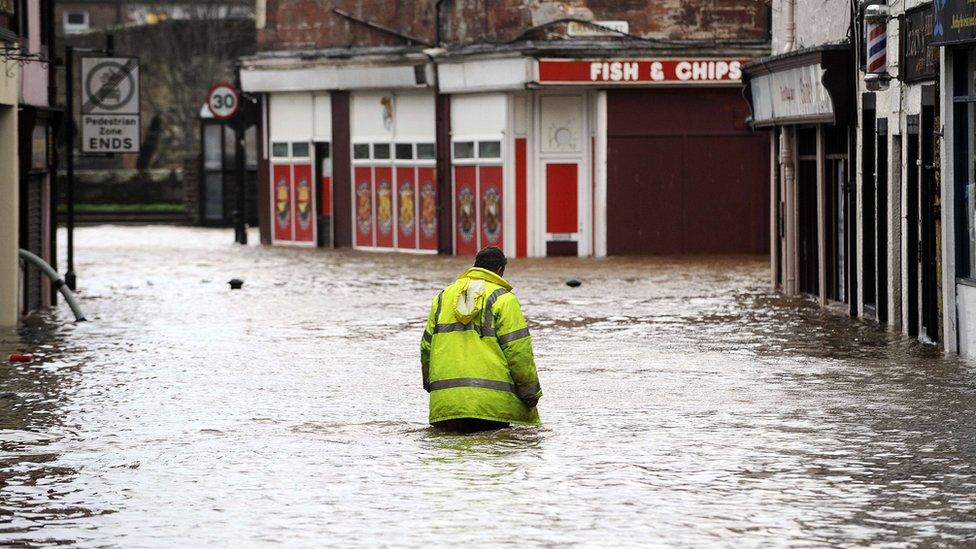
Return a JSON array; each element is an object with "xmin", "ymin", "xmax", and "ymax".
[
  {"xmin": 293, "ymin": 164, "xmax": 315, "ymax": 243},
  {"xmin": 397, "ymin": 166, "xmax": 418, "ymax": 249},
  {"xmin": 454, "ymin": 166, "xmax": 478, "ymax": 256},
  {"xmin": 418, "ymin": 167, "xmax": 438, "ymax": 251},
  {"xmin": 374, "ymin": 167, "xmax": 394, "ymax": 248},
  {"xmin": 272, "ymin": 164, "xmax": 293, "ymax": 242},
  {"xmin": 479, "ymin": 166, "xmax": 504, "ymax": 248},
  {"xmin": 354, "ymin": 166, "xmax": 374, "ymax": 247}
]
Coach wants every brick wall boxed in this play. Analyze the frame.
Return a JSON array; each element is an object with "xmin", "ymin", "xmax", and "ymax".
[{"xmin": 258, "ymin": 0, "xmax": 771, "ymax": 51}]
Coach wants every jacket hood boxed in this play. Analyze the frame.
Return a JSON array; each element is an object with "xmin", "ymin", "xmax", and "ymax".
[
  {"xmin": 451, "ymin": 268, "xmax": 512, "ymax": 323},
  {"xmin": 457, "ymin": 267, "xmax": 513, "ymax": 291}
]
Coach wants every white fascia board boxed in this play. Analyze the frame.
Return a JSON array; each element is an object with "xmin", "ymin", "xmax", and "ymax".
[
  {"xmin": 242, "ymin": 63, "xmax": 430, "ymax": 93},
  {"xmin": 438, "ymin": 57, "xmax": 532, "ymax": 94}
]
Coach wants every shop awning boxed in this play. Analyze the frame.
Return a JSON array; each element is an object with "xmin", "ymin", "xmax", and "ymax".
[{"xmin": 742, "ymin": 44, "xmax": 852, "ymax": 127}]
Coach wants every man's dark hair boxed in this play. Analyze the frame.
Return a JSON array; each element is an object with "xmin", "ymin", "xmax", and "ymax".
[{"xmin": 474, "ymin": 246, "xmax": 507, "ymax": 273}]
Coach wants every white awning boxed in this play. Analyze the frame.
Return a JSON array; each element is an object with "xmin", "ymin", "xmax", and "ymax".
[
  {"xmin": 241, "ymin": 63, "xmax": 434, "ymax": 93},
  {"xmin": 437, "ymin": 57, "xmax": 533, "ymax": 94}
]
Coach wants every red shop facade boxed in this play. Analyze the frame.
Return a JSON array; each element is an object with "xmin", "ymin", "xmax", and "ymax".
[{"xmin": 242, "ymin": 48, "xmax": 769, "ymax": 257}]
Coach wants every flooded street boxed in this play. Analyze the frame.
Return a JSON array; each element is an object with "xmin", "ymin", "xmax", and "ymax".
[{"xmin": 2, "ymin": 225, "xmax": 975, "ymax": 546}]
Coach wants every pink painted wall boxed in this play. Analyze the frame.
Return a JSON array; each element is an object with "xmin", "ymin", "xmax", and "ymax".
[{"xmin": 20, "ymin": 0, "xmax": 49, "ymax": 108}]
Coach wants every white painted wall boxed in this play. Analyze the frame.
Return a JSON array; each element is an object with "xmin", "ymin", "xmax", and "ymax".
[
  {"xmin": 770, "ymin": 0, "xmax": 850, "ymax": 53},
  {"xmin": 0, "ymin": 104, "xmax": 18, "ymax": 327},
  {"xmin": 351, "ymin": 91, "xmax": 395, "ymax": 142},
  {"xmin": 312, "ymin": 94, "xmax": 332, "ymax": 142},
  {"xmin": 452, "ymin": 93, "xmax": 507, "ymax": 138},
  {"xmin": 394, "ymin": 91, "xmax": 436, "ymax": 142},
  {"xmin": 269, "ymin": 92, "xmax": 314, "ymax": 141},
  {"xmin": 942, "ymin": 48, "xmax": 960, "ymax": 353}
]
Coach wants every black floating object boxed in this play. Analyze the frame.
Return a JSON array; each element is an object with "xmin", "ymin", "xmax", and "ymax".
[
  {"xmin": 565, "ymin": 279, "xmax": 582, "ymax": 288},
  {"xmin": 229, "ymin": 279, "xmax": 244, "ymax": 290}
]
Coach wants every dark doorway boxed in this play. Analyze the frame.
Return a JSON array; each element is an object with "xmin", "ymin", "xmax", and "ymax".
[
  {"xmin": 315, "ymin": 142, "xmax": 333, "ymax": 247},
  {"xmin": 906, "ymin": 117, "xmax": 920, "ymax": 337},
  {"xmin": 876, "ymin": 119, "xmax": 889, "ymax": 324},
  {"xmin": 797, "ymin": 127, "xmax": 819, "ymax": 296},
  {"xmin": 825, "ymin": 125, "xmax": 849, "ymax": 303},
  {"xmin": 921, "ymin": 101, "xmax": 940, "ymax": 342},
  {"xmin": 862, "ymin": 103, "xmax": 877, "ymax": 316}
]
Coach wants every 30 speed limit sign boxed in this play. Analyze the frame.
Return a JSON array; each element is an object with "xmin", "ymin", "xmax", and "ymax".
[{"xmin": 207, "ymin": 83, "xmax": 240, "ymax": 121}]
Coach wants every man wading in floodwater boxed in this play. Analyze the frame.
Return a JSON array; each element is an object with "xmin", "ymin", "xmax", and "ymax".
[{"xmin": 420, "ymin": 247, "xmax": 543, "ymax": 432}]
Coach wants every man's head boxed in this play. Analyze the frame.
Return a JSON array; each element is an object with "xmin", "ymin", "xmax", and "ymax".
[{"xmin": 474, "ymin": 246, "xmax": 507, "ymax": 276}]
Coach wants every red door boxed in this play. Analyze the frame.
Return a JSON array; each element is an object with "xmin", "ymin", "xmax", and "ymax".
[
  {"xmin": 479, "ymin": 166, "xmax": 504, "ymax": 249},
  {"xmin": 293, "ymin": 164, "xmax": 315, "ymax": 243},
  {"xmin": 454, "ymin": 166, "xmax": 478, "ymax": 256},
  {"xmin": 354, "ymin": 167, "xmax": 374, "ymax": 247},
  {"xmin": 546, "ymin": 163, "xmax": 578, "ymax": 234},
  {"xmin": 418, "ymin": 167, "xmax": 438, "ymax": 251},
  {"xmin": 272, "ymin": 164, "xmax": 293, "ymax": 242},
  {"xmin": 396, "ymin": 167, "xmax": 418, "ymax": 250}
]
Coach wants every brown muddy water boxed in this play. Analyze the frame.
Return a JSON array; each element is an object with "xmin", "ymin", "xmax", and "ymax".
[{"xmin": 1, "ymin": 226, "xmax": 974, "ymax": 546}]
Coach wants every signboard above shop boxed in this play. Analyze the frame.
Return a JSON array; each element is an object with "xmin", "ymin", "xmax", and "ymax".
[
  {"xmin": 536, "ymin": 58, "xmax": 748, "ymax": 85},
  {"xmin": 932, "ymin": 0, "xmax": 976, "ymax": 46},
  {"xmin": 566, "ymin": 20, "xmax": 629, "ymax": 37},
  {"xmin": 902, "ymin": 4, "xmax": 939, "ymax": 82},
  {"xmin": 742, "ymin": 45, "xmax": 851, "ymax": 127}
]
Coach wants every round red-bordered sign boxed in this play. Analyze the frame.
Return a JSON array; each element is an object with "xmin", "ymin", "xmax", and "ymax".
[{"xmin": 207, "ymin": 82, "xmax": 240, "ymax": 121}]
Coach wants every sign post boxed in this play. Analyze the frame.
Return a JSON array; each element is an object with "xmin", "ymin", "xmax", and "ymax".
[
  {"xmin": 80, "ymin": 56, "xmax": 140, "ymax": 153},
  {"xmin": 208, "ymin": 80, "xmax": 247, "ymax": 244}
]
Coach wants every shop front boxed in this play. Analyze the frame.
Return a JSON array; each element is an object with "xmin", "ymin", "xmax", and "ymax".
[
  {"xmin": 933, "ymin": 0, "xmax": 976, "ymax": 353},
  {"xmin": 744, "ymin": 45, "xmax": 854, "ymax": 306},
  {"xmin": 241, "ymin": 54, "xmax": 436, "ymax": 250},
  {"xmin": 245, "ymin": 48, "xmax": 769, "ymax": 259},
  {"xmin": 441, "ymin": 51, "xmax": 769, "ymax": 258},
  {"xmin": 896, "ymin": 3, "xmax": 941, "ymax": 343}
]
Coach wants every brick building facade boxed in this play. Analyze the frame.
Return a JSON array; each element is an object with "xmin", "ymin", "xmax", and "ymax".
[{"xmin": 242, "ymin": 0, "xmax": 772, "ymax": 257}]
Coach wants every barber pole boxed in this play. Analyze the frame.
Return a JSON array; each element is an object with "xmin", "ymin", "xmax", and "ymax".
[{"xmin": 866, "ymin": 19, "xmax": 887, "ymax": 73}]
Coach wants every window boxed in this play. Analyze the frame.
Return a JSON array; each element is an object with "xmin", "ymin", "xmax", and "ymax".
[
  {"xmin": 244, "ymin": 126, "xmax": 257, "ymax": 169},
  {"xmin": 63, "ymin": 10, "xmax": 90, "ymax": 34},
  {"xmin": 453, "ymin": 141, "xmax": 474, "ymax": 159},
  {"xmin": 205, "ymin": 125, "xmax": 224, "ymax": 169},
  {"xmin": 31, "ymin": 124, "xmax": 47, "ymax": 171},
  {"xmin": 478, "ymin": 141, "xmax": 501, "ymax": 159},
  {"xmin": 271, "ymin": 142, "xmax": 288, "ymax": 159},
  {"xmin": 291, "ymin": 142, "xmax": 310, "ymax": 158},
  {"xmin": 417, "ymin": 143, "xmax": 435, "ymax": 160},
  {"xmin": 0, "ymin": 0, "xmax": 15, "ymax": 40},
  {"xmin": 955, "ymin": 49, "xmax": 976, "ymax": 279},
  {"xmin": 353, "ymin": 144, "xmax": 370, "ymax": 159},
  {"xmin": 373, "ymin": 143, "xmax": 390, "ymax": 159},
  {"xmin": 395, "ymin": 143, "xmax": 413, "ymax": 160}
]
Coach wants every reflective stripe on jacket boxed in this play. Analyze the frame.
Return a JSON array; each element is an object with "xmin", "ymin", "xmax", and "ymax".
[{"xmin": 420, "ymin": 267, "xmax": 542, "ymax": 425}]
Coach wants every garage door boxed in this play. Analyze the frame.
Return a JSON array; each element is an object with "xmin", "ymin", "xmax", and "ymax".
[{"xmin": 606, "ymin": 88, "xmax": 769, "ymax": 254}]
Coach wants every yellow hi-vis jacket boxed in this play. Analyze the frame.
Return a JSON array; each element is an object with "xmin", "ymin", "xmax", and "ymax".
[{"xmin": 420, "ymin": 267, "xmax": 542, "ymax": 425}]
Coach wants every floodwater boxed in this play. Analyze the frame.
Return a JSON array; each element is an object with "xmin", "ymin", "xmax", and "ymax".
[{"xmin": 2, "ymin": 226, "xmax": 975, "ymax": 547}]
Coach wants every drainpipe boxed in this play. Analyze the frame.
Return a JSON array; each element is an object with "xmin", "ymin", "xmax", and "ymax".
[
  {"xmin": 780, "ymin": 0, "xmax": 798, "ymax": 295},
  {"xmin": 783, "ymin": 0, "xmax": 796, "ymax": 52}
]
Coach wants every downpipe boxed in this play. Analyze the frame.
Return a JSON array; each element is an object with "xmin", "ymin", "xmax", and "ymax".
[{"xmin": 18, "ymin": 249, "xmax": 87, "ymax": 322}]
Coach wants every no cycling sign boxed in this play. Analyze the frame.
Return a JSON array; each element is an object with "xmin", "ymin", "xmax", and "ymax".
[{"xmin": 81, "ymin": 56, "xmax": 141, "ymax": 153}]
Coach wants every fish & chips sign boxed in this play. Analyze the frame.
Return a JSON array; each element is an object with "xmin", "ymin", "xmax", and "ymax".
[{"xmin": 536, "ymin": 58, "xmax": 748, "ymax": 85}]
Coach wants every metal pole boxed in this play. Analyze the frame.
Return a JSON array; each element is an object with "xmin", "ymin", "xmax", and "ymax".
[
  {"xmin": 65, "ymin": 45, "xmax": 76, "ymax": 291},
  {"xmin": 234, "ymin": 66, "xmax": 247, "ymax": 245},
  {"xmin": 235, "ymin": 122, "xmax": 247, "ymax": 245}
]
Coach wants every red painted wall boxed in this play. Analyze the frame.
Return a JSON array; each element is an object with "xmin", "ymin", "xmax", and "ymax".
[
  {"xmin": 606, "ymin": 88, "xmax": 768, "ymax": 254},
  {"xmin": 515, "ymin": 138, "xmax": 527, "ymax": 257}
]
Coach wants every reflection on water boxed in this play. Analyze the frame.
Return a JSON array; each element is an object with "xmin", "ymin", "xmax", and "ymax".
[{"xmin": 0, "ymin": 226, "xmax": 974, "ymax": 546}]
